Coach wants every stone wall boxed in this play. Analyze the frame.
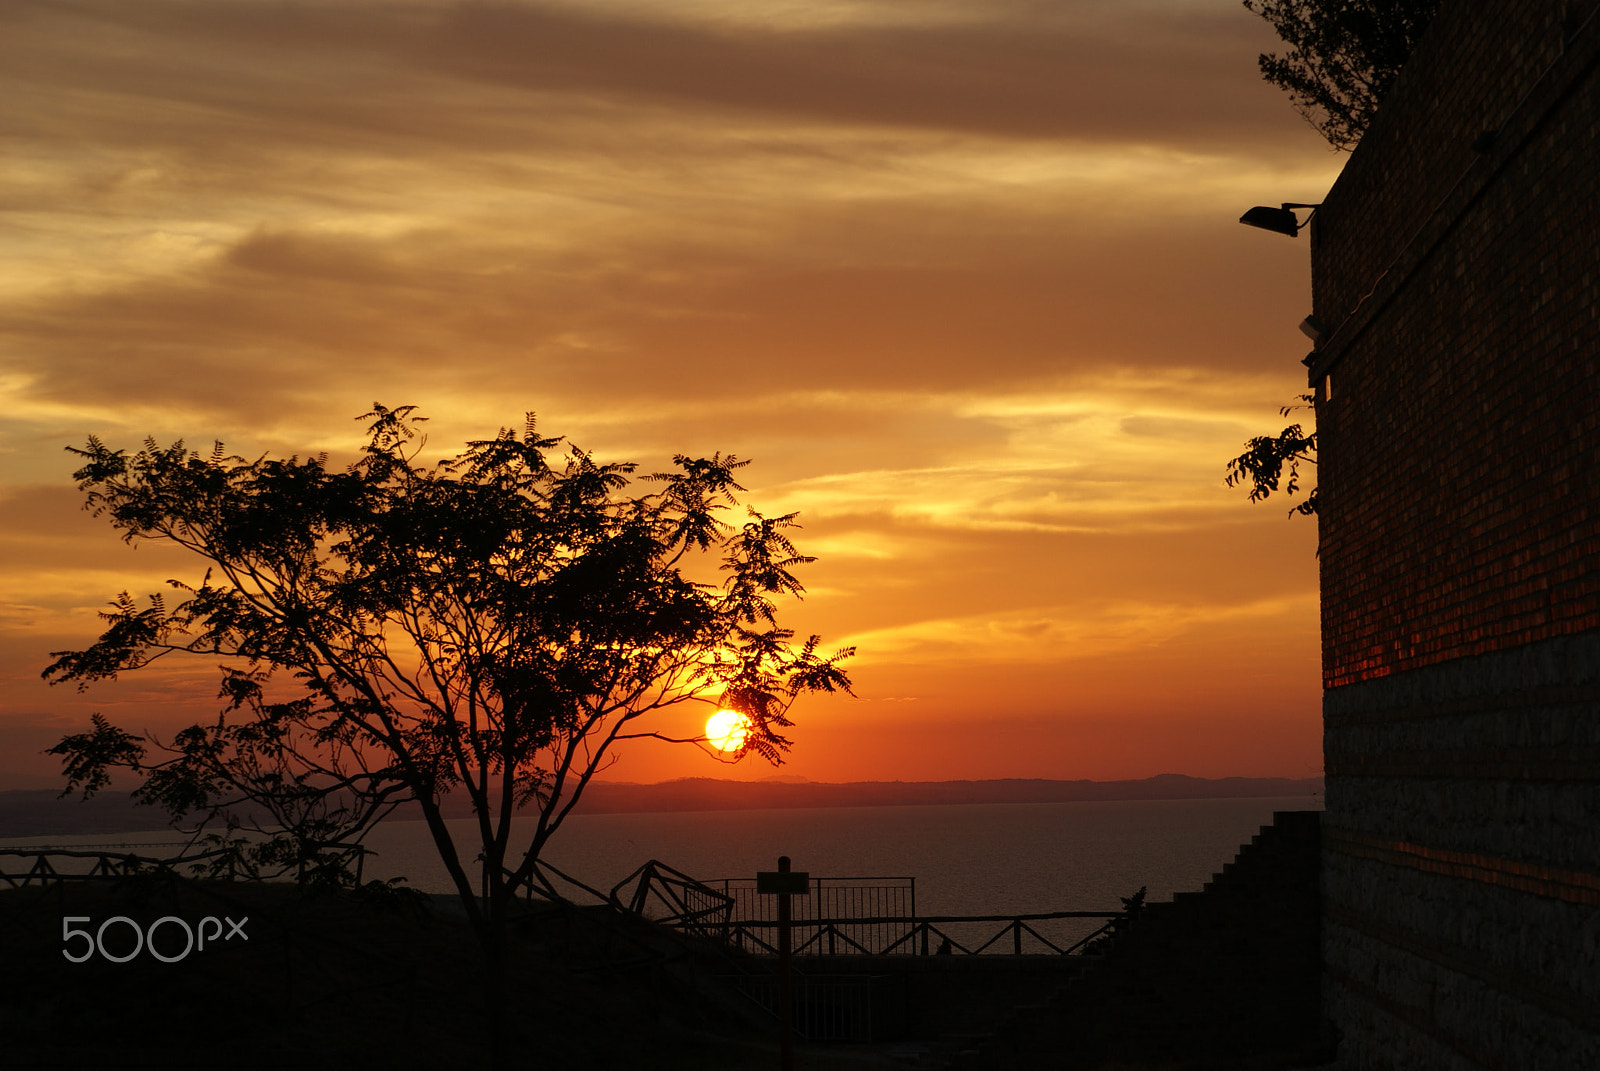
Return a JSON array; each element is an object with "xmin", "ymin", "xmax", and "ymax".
[
  {"xmin": 1309, "ymin": 0, "xmax": 1600, "ymax": 1066},
  {"xmin": 1323, "ymin": 633, "xmax": 1600, "ymax": 1070}
]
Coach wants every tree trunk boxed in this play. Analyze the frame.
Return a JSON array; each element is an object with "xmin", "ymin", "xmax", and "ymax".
[{"xmin": 483, "ymin": 922, "xmax": 510, "ymax": 1071}]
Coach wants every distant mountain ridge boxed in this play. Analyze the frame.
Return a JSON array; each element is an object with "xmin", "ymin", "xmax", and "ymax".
[
  {"xmin": 0, "ymin": 773, "xmax": 1321, "ymax": 838},
  {"xmin": 571, "ymin": 774, "xmax": 1322, "ymax": 815}
]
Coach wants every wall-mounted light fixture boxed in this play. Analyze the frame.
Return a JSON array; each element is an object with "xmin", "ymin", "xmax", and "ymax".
[{"xmin": 1238, "ymin": 202, "xmax": 1320, "ymax": 237}]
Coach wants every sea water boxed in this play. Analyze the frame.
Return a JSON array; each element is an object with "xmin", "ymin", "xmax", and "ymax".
[
  {"xmin": 360, "ymin": 795, "xmax": 1320, "ymax": 914},
  {"xmin": 2, "ymin": 795, "xmax": 1321, "ymax": 922}
]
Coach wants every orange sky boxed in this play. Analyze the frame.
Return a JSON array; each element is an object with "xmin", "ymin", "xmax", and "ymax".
[{"xmin": 0, "ymin": 0, "xmax": 1340, "ymax": 789}]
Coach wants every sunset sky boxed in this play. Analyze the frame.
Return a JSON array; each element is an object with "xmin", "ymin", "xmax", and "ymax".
[{"xmin": 0, "ymin": 0, "xmax": 1340, "ymax": 790}]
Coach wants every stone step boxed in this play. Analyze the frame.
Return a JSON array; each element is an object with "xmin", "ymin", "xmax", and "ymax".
[{"xmin": 944, "ymin": 811, "xmax": 1322, "ymax": 1071}]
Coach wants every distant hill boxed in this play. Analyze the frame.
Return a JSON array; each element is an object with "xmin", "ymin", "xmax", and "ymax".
[
  {"xmin": 569, "ymin": 774, "xmax": 1323, "ymax": 815},
  {"xmin": 0, "ymin": 773, "xmax": 1321, "ymax": 838}
]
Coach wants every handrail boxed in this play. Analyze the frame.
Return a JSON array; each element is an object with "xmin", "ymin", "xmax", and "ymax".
[
  {"xmin": 753, "ymin": 912, "xmax": 1124, "ymax": 956},
  {"xmin": 713, "ymin": 875, "xmax": 918, "ymax": 885},
  {"xmin": 0, "ymin": 846, "xmax": 235, "ymax": 888},
  {"xmin": 0, "ymin": 842, "xmax": 376, "ymax": 886},
  {"xmin": 0, "ymin": 841, "xmax": 193, "ymax": 849},
  {"xmin": 526, "ymin": 857, "xmax": 612, "ymax": 906},
  {"xmin": 0, "ymin": 847, "xmax": 200, "ymax": 859},
  {"xmin": 729, "ymin": 910, "xmax": 1121, "ymax": 926},
  {"xmin": 609, "ymin": 858, "xmax": 1136, "ymax": 957},
  {"xmin": 608, "ymin": 859, "xmax": 736, "ymax": 938}
]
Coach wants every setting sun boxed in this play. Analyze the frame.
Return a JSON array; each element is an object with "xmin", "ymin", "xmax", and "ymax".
[
  {"xmin": 0, "ymin": 0, "xmax": 1330, "ymax": 793},
  {"xmin": 705, "ymin": 709, "xmax": 752, "ymax": 752}
]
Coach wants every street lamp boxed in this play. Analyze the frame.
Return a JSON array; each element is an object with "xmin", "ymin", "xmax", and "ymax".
[{"xmin": 1238, "ymin": 202, "xmax": 1321, "ymax": 237}]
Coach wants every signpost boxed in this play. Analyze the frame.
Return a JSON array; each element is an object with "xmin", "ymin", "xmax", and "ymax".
[{"xmin": 756, "ymin": 856, "xmax": 810, "ymax": 1071}]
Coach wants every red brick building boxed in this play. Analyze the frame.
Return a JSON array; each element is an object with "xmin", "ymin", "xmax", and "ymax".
[{"xmin": 1307, "ymin": 0, "xmax": 1600, "ymax": 1065}]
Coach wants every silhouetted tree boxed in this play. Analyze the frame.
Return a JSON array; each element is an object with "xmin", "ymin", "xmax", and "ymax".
[
  {"xmin": 1244, "ymin": 0, "xmax": 1440, "ymax": 149},
  {"xmin": 44, "ymin": 404, "xmax": 853, "ymax": 1067},
  {"xmin": 1083, "ymin": 885, "xmax": 1147, "ymax": 954},
  {"xmin": 1226, "ymin": 394, "xmax": 1318, "ymax": 517},
  {"xmin": 50, "ymin": 708, "xmax": 404, "ymax": 884}
]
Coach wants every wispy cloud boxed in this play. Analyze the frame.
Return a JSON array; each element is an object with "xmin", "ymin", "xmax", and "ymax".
[
  {"xmin": 0, "ymin": 0, "xmax": 1330, "ymax": 783},
  {"xmin": 831, "ymin": 592, "xmax": 1319, "ymax": 666}
]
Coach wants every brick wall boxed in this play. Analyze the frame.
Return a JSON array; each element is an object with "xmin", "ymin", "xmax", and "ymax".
[
  {"xmin": 1308, "ymin": 1, "xmax": 1600, "ymax": 1067},
  {"xmin": 1310, "ymin": 0, "xmax": 1600, "ymax": 690}
]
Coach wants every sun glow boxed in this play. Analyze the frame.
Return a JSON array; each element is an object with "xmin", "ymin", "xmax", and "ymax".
[{"xmin": 705, "ymin": 709, "xmax": 752, "ymax": 752}]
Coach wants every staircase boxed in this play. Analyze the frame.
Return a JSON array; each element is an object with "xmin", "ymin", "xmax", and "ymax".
[{"xmin": 945, "ymin": 809, "xmax": 1327, "ymax": 1070}]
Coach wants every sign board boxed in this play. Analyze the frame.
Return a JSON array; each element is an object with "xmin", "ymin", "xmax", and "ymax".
[{"xmin": 756, "ymin": 871, "xmax": 811, "ymax": 895}]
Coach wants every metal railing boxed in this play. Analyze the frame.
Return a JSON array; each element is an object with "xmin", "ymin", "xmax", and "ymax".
[
  {"xmin": 716, "ymin": 875, "xmax": 915, "ymax": 955},
  {"xmin": 609, "ymin": 859, "xmax": 1130, "ymax": 957},
  {"xmin": 735, "ymin": 972, "xmax": 887, "ymax": 1043},
  {"xmin": 610, "ymin": 859, "xmax": 737, "ymax": 937},
  {"xmin": 723, "ymin": 911, "xmax": 1124, "ymax": 957}
]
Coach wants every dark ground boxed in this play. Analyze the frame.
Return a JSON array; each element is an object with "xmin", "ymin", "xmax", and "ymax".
[
  {"xmin": 0, "ymin": 875, "xmax": 821, "ymax": 1070},
  {"xmin": 0, "ymin": 813, "xmax": 1330, "ymax": 1070}
]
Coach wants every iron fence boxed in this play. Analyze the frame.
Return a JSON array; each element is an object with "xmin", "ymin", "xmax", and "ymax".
[
  {"xmin": 609, "ymin": 859, "xmax": 1130, "ymax": 957},
  {"xmin": 733, "ymin": 972, "xmax": 896, "ymax": 1043},
  {"xmin": 715, "ymin": 874, "xmax": 915, "ymax": 955}
]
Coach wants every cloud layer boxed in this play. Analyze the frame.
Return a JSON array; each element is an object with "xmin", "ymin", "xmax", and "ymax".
[{"xmin": 0, "ymin": 0, "xmax": 1335, "ymax": 786}]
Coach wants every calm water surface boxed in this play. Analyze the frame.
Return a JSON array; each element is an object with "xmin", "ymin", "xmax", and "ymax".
[
  {"xmin": 4, "ymin": 795, "xmax": 1321, "ymax": 916},
  {"xmin": 365, "ymin": 795, "xmax": 1321, "ymax": 914}
]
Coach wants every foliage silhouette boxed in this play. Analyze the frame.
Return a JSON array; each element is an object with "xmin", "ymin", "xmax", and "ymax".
[
  {"xmin": 1226, "ymin": 394, "xmax": 1318, "ymax": 518},
  {"xmin": 43, "ymin": 403, "xmax": 853, "ymax": 1067},
  {"xmin": 1083, "ymin": 885, "xmax": 1147, "ymax": 955},
  {"xmin": 1244, "ymin": 0, "xmax": 1440, "ymax": 150}
]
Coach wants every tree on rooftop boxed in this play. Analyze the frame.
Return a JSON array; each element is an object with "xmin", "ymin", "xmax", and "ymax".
[
  {"xmin": 1244, "ymin": 0, "xmax": 1440, "ymax": 150},
  {"xmin": 44, "ymin": 403, "xmax": 853, "ymax": 1067}
]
